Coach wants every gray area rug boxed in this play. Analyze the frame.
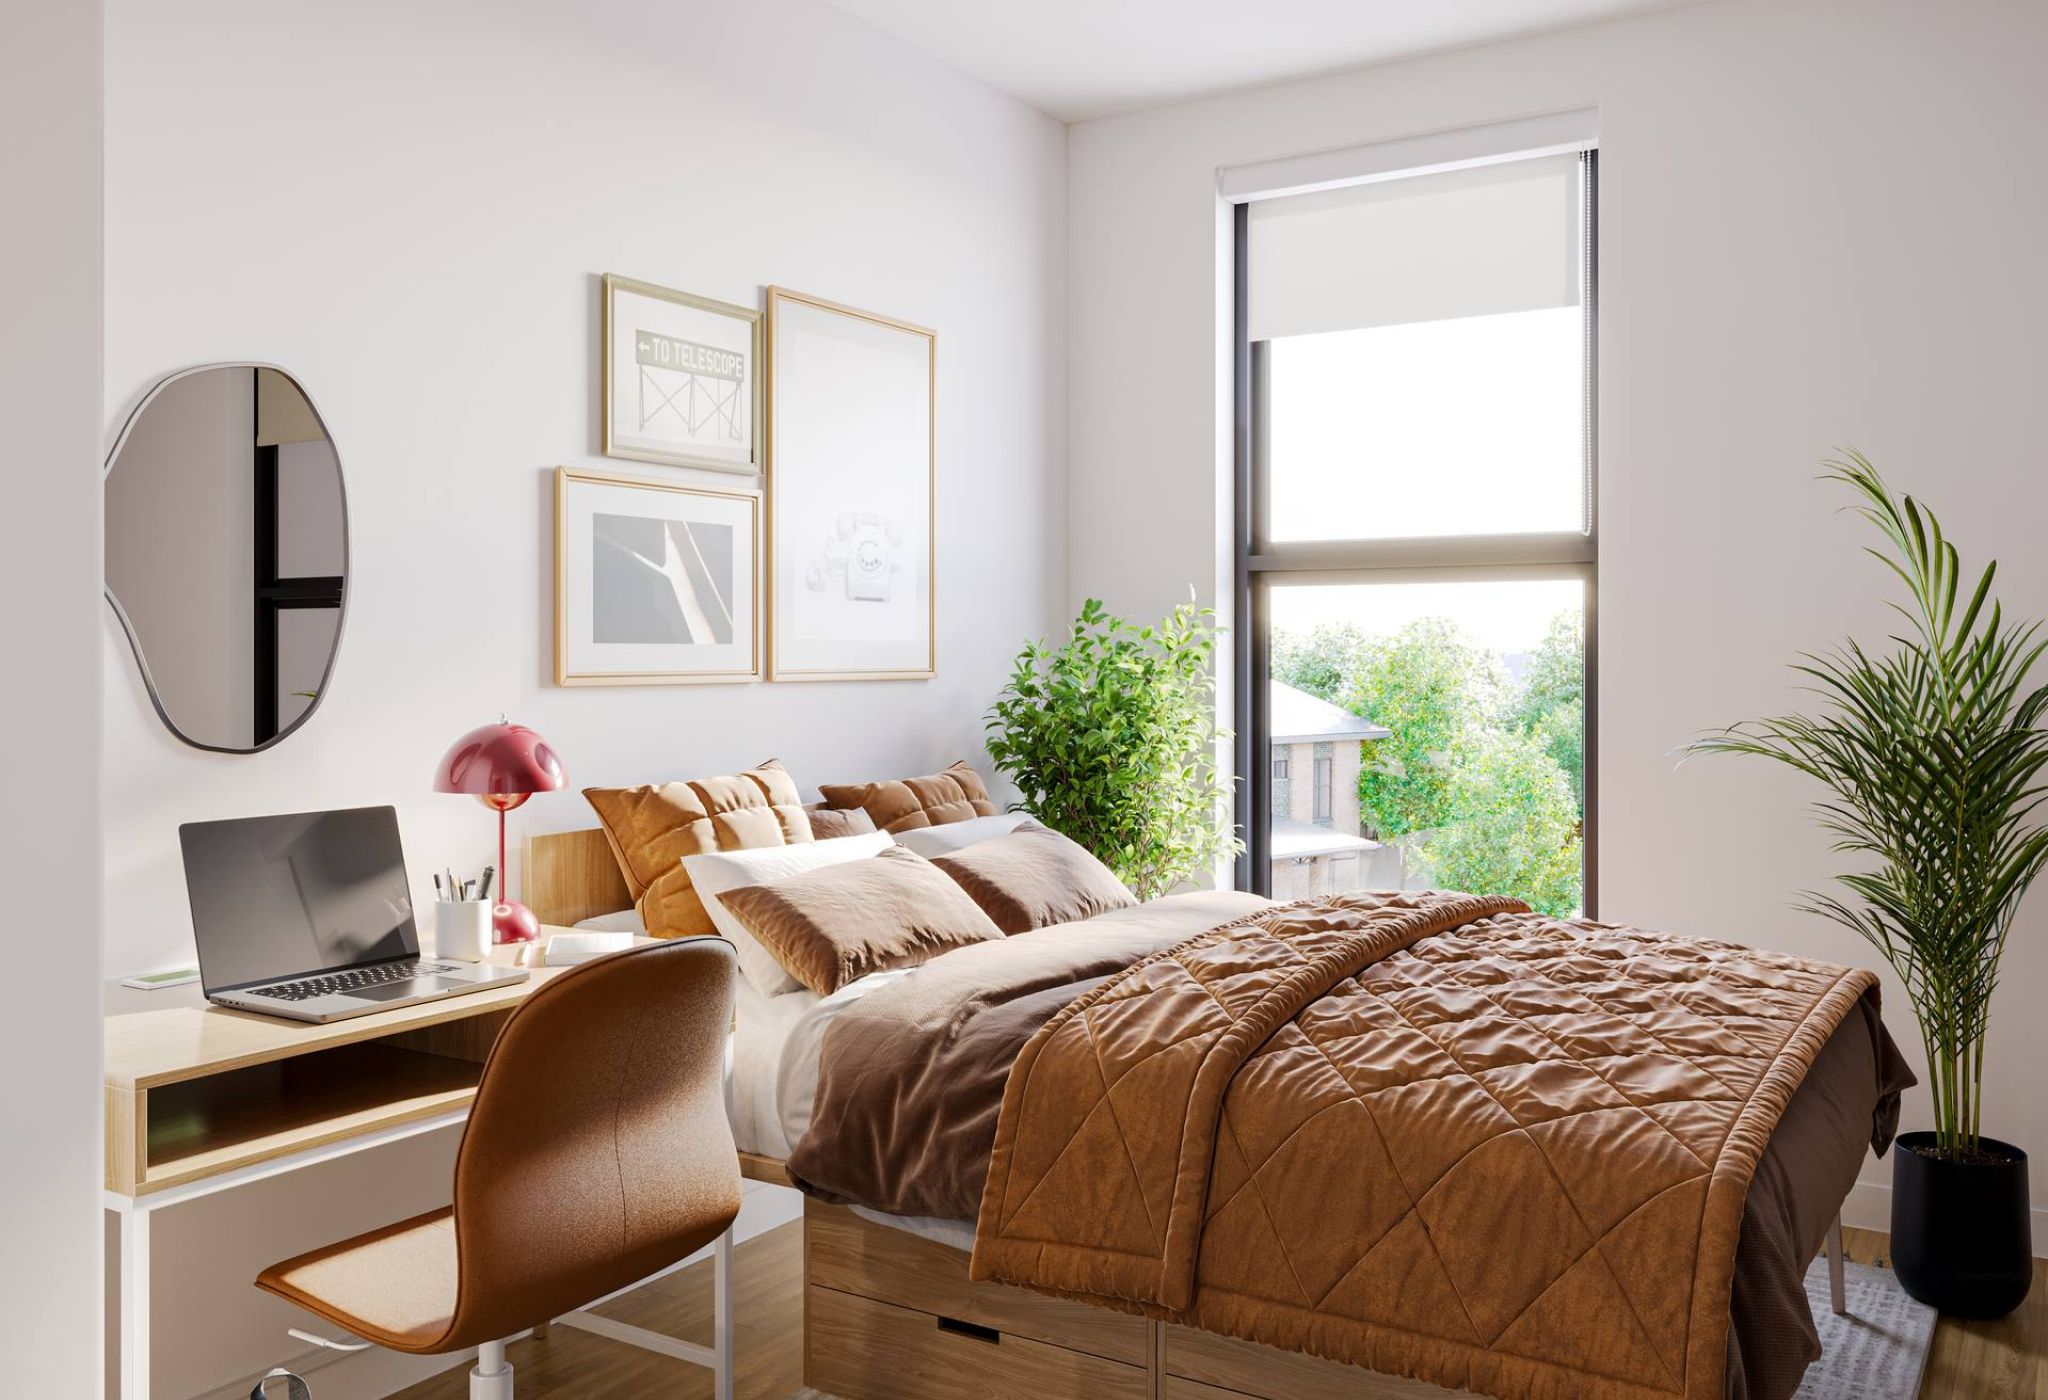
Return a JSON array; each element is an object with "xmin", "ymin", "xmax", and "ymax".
[
  {"xmin": 1798, "ymin": 1255, "xmax": 1938, "ymax": 1398},
  {"xmin": 789, "ymin": 1258, "xmax": 1935, "ymax": 1400}
]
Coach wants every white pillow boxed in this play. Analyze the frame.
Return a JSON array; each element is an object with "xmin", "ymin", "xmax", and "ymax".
[
  {"xmin": 684, "ymin": 831, "xmax": 897, "ymax": 996},
  {"xmin": 892, "ymin": 811, "xmax": 1031, "ymax": 857},
  {"xmin": 572, "ymin": 908, "xmax": 647, "ymax": 935}
]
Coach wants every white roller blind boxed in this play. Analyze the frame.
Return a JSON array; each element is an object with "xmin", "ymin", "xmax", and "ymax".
[{"xmin": 1248, "ymin": 152, "xmax": 1582, "ymax": 343}]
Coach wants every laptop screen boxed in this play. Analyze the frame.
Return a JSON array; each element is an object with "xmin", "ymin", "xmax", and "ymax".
[{"xmin": 181, "ymin": 806, "xmax": 419, "ymax": 993}]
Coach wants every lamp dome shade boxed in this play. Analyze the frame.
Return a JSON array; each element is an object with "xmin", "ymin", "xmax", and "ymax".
[{"xmin": 434, "ymin": 722, "xmax": 565, "ymax": 799}]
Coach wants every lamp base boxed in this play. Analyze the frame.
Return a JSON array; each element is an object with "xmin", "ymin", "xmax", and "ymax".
[{"xmin": 493, "ymin": 899, "xmax": 541, "ymax": 945}]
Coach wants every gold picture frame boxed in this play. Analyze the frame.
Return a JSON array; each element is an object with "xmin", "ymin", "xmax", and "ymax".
[
  {"xmin": 601, "ymin": 274, "xmax": 763, "ymax": 475},
  {"xmin": 765, "ymin": 286, "xmax": 936, "ymax": 682},
  {"xmin": 554, "ymin": 466, "xmax": 761, "ymax": 686}
]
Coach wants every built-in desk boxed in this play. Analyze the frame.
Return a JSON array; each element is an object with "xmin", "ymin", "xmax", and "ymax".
[
  {"xmin": 103, "ymin": 937, "xmax": 581, "ymax": 1400},
  {"xmin": 104, "ymin": 942, "xmax": 569, "ymax": 1198}
]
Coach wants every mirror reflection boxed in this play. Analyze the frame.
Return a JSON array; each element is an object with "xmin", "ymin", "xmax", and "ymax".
[{"xmin": 105, "ymin": 366, "xmax": 347, "ymax": 752}]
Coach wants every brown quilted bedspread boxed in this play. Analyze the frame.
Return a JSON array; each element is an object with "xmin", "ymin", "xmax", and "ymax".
[{"xmin": 969, "ymin": 891, "xmax": 1880, "ymax": 1400}]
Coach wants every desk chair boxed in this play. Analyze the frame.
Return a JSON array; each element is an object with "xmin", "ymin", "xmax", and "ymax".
[{"xmin": 255, "ymin": 937, "xmax": 742, "ymax": 1399}]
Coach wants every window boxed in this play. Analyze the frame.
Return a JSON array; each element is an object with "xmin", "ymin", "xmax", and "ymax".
[
  {"xmin": 1272, "ymin": 754, "xmax": 1289, "ymax": 780},
  {"xmin": 1236, "ymin": 147, "xmax": 1597, "ymax": 916}
]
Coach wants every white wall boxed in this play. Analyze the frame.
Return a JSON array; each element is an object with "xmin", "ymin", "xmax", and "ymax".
[
  {"xmin": 0, "ymin": 0, "xmax": 105, "ymax": 1393},
  {"xmin": 103, "ymin": 0, "xmax": 1064, "ymax": 1392},
  {"xmin": 1067, "ymin": 0, "xmax": 2048, "ymax": 1234}
]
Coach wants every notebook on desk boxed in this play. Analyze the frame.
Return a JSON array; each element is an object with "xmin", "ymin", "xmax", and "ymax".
[{"xmin": 180, "ymin": 805, "xmax": 526, "ymax": 1024}]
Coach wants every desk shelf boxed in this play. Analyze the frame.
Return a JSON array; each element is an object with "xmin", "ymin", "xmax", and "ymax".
[{"xmin": 133, "ymin": 1042, "xmax": 481, "ymax": 1194}]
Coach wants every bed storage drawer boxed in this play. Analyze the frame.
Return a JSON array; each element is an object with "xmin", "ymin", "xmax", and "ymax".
[
  {"xmin": 1165, "ymin": 1321, "xmax": 1470, "ymax": 1400},
  {"xmin": 804, "ymin": 1200, "xmax": 1149, "ymax": 1365},
  {"xmin": 806, "ymin": 1284, "xmax": 1149, "ymax": 1400}
]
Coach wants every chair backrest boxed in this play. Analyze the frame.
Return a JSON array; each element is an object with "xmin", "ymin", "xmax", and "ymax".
[{"xmin": 442, "ymin": 936, "xmax": 740, "ymax": 1346}]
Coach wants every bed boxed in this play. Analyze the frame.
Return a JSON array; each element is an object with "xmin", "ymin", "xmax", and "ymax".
[{"xmin": 524, "ymin": 826, "xmax": 1911, "ymax": 1400}]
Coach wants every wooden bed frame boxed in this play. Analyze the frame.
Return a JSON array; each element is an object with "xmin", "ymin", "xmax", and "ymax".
[{"xmin": 523, "ymin": 827, "xmax": 1845, "ymax": 1400}]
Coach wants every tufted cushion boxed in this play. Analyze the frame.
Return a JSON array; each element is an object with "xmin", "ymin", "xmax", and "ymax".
[
  {"xmin": 819, "ymin": 760, "xmax": 998, "ymax": 834},
  {"xmin": 583, "ymin": 759, "xmax": 811, "ymax": 937}
]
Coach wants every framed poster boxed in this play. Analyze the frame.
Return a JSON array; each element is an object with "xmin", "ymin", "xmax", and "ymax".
[
  {"xmin": 602, "ymin": 274, "xmax": 761, "ymax": 474},
  {"xmin": 555, "ymin": 467, "xmax": 760, "ymax": 685},
  {"xmin": 766, "ymin": 287, "xmax": 935, "ymax": 681}
]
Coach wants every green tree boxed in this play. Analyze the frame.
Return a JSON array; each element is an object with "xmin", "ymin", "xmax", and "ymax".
[
  {"xmin": 1339, "ymin": 618, "xmax": 1494, "ymax": 839},
  {"xmin": 1509, "ymin": 612, "xmax": 1585, "ymax": 812},
  {"xmin": 1424, "ymin": 728, "xmax": 1583, "ymax": 916},
  {"xmin": 1269, "ymin": 622, "xmax": 1369, "ymax": 703}
]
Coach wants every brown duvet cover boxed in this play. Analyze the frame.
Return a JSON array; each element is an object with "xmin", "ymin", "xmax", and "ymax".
[{"xmin": 787, "ymin": 890, "xmax": 1911, "ymax": 1400}]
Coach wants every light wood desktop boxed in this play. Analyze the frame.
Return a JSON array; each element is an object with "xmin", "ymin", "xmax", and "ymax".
[{"xmin": 104, "ymin": 940, "xmax": 571, "ymax": 1198}]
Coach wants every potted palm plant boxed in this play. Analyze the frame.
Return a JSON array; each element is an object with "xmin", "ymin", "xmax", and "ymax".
[{"xmin": 1691, "ymin": 453, "xmax": 2042, "ymax": 1317}]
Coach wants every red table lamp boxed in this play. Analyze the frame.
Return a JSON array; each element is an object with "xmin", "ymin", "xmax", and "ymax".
[{"xmin": 434, "ymin": 720, "xmax": 565, "ymax": 944}]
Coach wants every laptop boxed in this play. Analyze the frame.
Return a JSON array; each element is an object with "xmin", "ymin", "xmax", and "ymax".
[{"xmin": 181, "ymin": 805, "xmax": 527, "ymax": 1023}]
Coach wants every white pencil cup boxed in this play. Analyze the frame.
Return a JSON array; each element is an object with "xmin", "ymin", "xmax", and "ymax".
[{"xmin": 435, "ymin": 900, "xmax": 492, "ymax": 962}]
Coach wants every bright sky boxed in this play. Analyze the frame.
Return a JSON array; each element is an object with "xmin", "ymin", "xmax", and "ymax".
[
  {"xmin": 1271, "ymin": 578, "xmax": 1582, "ymax": 656},
  {"xmin": 1265, "ymin": 307, "xmax": 1585, "ymax": 544}
]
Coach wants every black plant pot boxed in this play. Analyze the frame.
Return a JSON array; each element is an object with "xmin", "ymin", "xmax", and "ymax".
[{"xmin": 1890, "ymin": 1130, "xmax": 2033, "ymax": 1318}]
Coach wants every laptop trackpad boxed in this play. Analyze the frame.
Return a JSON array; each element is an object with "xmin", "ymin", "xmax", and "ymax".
[{"xmin": 347, "ymin": 976, "xmax": 464, "ymax": 1002}]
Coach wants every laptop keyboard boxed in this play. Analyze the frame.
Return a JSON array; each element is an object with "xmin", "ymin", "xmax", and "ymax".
[{"xmin": 248, "ymin": 959, "xmax": 456, "ymax": 1003}]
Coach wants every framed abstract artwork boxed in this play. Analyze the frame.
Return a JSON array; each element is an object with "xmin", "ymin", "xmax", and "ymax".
[
  {"xmin": 601, "ymin": 274, "xmax": 761, "ymax": 474},
  {"xmin": 765, "ymin": 286, "xmax": 935, "ymax": 681},
  {"xmin": 554, "ymin": 467, "xmax": 760, "ymax": 685}
]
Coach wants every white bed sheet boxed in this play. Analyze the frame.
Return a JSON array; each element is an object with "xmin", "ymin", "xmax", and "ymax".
[{"xmin": 583, "ymin": 911, "xmax": 987, "ymax": 1253}]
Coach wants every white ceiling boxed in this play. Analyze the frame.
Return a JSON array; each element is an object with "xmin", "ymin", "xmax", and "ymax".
[{"xmin": 827, "ymin": 0, "xmax": 1694, "ymax": 122}]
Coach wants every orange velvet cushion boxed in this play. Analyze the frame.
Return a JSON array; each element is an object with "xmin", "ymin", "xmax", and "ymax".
[
  {"xmin": 716, "ymin": 845, "xmax": 1002, "ymax": 994},
  {"xmin": 583, "ymin": 759, "xmax": 811, "ymax": 937},
  {"xmin": 818, "ymin": 760, "xmax": 998, "ymax": 834}
]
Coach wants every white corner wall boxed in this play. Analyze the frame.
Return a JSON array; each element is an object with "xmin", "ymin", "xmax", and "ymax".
[
  {"xmin": 103, "ymin": 1, "xmax": 1064, "ymax": 1393},
  {"xmin": 0, "ymin": 1, "xmax": 105, "ymax": 1394},
  {"xmin": 1067, "ymin": 0, "xmax": 2048, "ymax": 1234}
]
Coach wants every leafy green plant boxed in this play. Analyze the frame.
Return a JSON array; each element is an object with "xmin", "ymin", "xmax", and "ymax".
[
  {"xmin": 1689, "ymin": 453, "xmax": 2048, "ymax": 1159},
  {"xmin": 1340, "ymin": 618, "xmax": 1498, "ymax": 839},
  {"xmin": 1424, "ymin": 728, "xmax": 1582, "ymax": 916},
  {"xmin": 986, "ymin": 597, "xmax": 1243, "ymax": 899}
]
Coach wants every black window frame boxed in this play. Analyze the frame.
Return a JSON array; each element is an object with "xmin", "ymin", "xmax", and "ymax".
[{"xmin": 1232, "ymin": 149, "xmax": 1600, "ymax": 912}]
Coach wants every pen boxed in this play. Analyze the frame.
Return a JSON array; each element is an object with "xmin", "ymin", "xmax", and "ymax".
[
  {"xmin": 433, "ymin": 873, "xmax": 444, "ymax": 899},
  {"xmin": 478, "ymin": 866, "xmax": 495, "ymax": 900}
]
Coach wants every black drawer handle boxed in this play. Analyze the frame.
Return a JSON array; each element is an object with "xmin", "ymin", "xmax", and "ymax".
[{"xmin": 937, "ymin": 1315, "xmax": 1001, "ymax": 1345}]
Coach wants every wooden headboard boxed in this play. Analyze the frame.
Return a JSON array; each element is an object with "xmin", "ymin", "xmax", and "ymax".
[{"xmin": 525, "ymin": 828, "xmax": 632, "ymax": 928}]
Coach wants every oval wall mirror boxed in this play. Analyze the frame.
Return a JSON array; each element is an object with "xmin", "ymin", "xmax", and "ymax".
[{"xmin": 105, "ymin": 365, "xmax": 348, "ymax": 753}]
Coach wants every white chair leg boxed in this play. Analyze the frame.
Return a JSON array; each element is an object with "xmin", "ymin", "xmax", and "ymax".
[
  {"xmin": 470, "ymin": 1336, "xmax": 514, "ymax": 1400},
  {"xmin": 713, "ymin": 1229, "xmax": 734, "ymax": 1400},
  {"xmin": 1824, "ymin": 1212, "xmax": 1846, "ymax": 1315}
]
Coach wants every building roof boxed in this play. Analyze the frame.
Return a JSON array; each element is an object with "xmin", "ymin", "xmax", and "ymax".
[
  {"xmin": 1270, "ymin": 680, "xmax": 1391, "ymax": 744},
  {"xmin": 1271, "ymin": 818, "xmax": 1379, "ymax": 861}
]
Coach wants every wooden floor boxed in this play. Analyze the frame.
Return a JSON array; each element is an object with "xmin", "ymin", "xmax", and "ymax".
[{"xmin": 390, "ymin": 1220, "xmax": 2045, "ymax": 1400}]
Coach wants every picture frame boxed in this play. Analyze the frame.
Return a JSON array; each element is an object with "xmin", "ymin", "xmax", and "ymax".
[
  {"xmin": 601, "ymin": 274, "xmax": 762, "ymax": 475},
  {"xmin": 554, "ymin": 466, "xmax": 761, "ymax": 685},
  {"xmin": 765, "ymin": 286, "xmax": 936, "ymax": 682}
]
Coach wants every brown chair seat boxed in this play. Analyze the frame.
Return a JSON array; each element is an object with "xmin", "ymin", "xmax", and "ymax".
[{"xmin": 258, "ymin": 1207, "xmax": 459, "ymax": 1353}]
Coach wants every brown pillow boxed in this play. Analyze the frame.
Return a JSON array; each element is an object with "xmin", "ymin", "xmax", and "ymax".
[
  {"xmin": 583, "ymin": 759, "xmax": 811, "ymax": 937},
  {"xmin": 819, "ymin": 760, "xmax": 998, "ymax": 834},
  {"xmin": 716, "ymin": 845, "xmax": 1002, "ymax": 994},
  {"xmin": 928, "ymin": 821, "xmax": 1135, "ymax": 935},
  {"xmin": 806, "ymin": 806, "xmax": 878, "ymax": 841}
]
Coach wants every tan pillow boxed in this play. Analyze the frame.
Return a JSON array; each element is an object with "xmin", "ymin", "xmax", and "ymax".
[
  {"xmin": 819, "ymin": 760, "xmax": 998, "ymax": 834},
  {"xmin": 716, "ymin": 845, "xmax": 1002, "ymax": 994},
  {"xmin": 806, "ymin": 806, "xmax": 878, "ymax": 841},
  {"xmin": 928, "ymin": 821, "xmax": 1135, "ymax": 935},
  {"xmin": 583, "ymin": 759, "xmax": 811, "ymax": 937}
]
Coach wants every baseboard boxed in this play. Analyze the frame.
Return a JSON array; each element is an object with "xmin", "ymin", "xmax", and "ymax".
[
  {"xmin": 1846, "ymin": 1175, "xmax": 2048, "ymax": 1259},
  {"xmin": 196, "ymin": 1182, "xmax": 804, "ymax": 1400}
]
